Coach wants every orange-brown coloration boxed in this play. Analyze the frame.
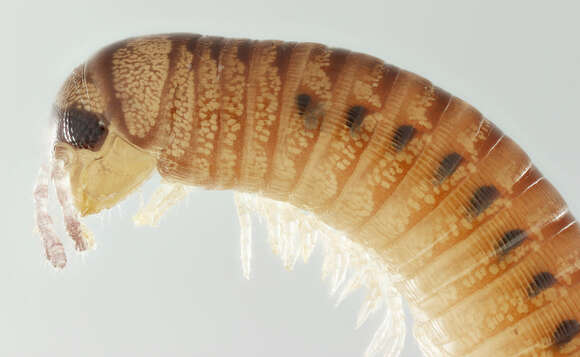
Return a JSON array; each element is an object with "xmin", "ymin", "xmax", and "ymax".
[
  {"xmin": 111, "ymin": 37, "xmax": 172, "ymax": 139},
  {"xmin": 215, "ymin": 39, "xmax": 252, "ymax": 188},
  {"xmin": 240, "ymin": 41, "xmax": 289, "ymax": 192},
  {"xmin": 52, "ymin": 34, "xmax": 580, "ymax": 356},
  {"xmin": 56, "ymin": 66, "xmax": 107, "ymax": 115}
]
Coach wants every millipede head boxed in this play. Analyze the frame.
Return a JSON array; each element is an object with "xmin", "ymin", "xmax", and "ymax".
[{"xmin": 52, "ymin": 61, "xmax": 155, "ymax": 216}]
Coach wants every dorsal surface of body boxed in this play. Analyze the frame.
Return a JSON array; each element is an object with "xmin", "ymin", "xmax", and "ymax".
[{"xmin": 40, "ymin": 34, "xmax": 580, "ymax": 356}]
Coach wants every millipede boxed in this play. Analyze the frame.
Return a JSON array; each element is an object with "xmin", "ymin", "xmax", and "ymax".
[{"xmin": 33, "ymin": 33, "xmax": 580, "ymax": 356}]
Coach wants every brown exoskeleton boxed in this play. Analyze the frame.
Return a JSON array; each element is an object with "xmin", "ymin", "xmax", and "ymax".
[{"xmin": 35, "ymin": 34, "xmax": 580, "ymax": 356}]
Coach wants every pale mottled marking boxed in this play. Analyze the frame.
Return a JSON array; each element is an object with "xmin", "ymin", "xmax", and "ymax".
[
  {"xmin": 317, "ymin": 70, "xmax": 415, "ymax": 231},
  {"xmin": 163, "ymin": 44, "xmax": 196, "ymax": 160},
  {"xmin": 351, "ymin": 62, "xmax": 385, "ymax": 107},
  {"xmin": 190, "ymin": 38, "xmax": 223, "ymax": 184},
  {"xmin": 240, "ymin": 42, "xmax": 287, "ymax": 191},
  {"xmin": 215, "ymin": 40, "xmax": 251, "ymax": 188},
  {"xmin": 301, "ymin": 48, "xmax": 335, "ymax": 101},
  {"xmin": 267, "ymin": 43, "xmax": 316, "ymax": 199},
  {"xmin": 290, "ymin": 49, "xmax": 362, "ymax": 210},
  {"xmin": 111, "ymin": 37, "xmax": 171, "ymax": 138},
  {"xmin": 56, "ymin": 66, "xmax": 106, "ymax": 114},
  {"xmin": 334, "ymin": 82, "xmax": 450, "ymax": 244},
  {"xmin": 289, "ymin": 54, "xmax": 398, "ymax": 213},
  {"xmin": 412, "ymin": 180, "xmax": 569, "ymax": 320},
  {"xmin": 376, "ymin": 138, "xmax": 531, "ymax": 278},
  {"xmin": 267, "ymin": 46, "xmax": 342, "ymax": 199}
]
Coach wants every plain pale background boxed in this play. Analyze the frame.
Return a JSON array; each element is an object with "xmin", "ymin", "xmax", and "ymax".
[{"xmin": 1, "ymin": 1, "xmax": 579, "ymax": 356}]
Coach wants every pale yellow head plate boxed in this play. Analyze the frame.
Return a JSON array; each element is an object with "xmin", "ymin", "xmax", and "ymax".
[
  {"xmin": 53, "ymin": 65, "xmax": 156, "ymax": 216},
  {"xmin": 54, "ymin": 133, "xmax": 155, "ymax": 216}
]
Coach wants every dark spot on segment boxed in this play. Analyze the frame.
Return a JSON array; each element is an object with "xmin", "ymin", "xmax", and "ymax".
[
  {"xmin": 345, "ymin": 105, "xmax": 367, "ymax": 134},
  {"xmin": 296, "ymin": 94, "xmax": 311, "ymax": 116},
  {"xmin": 467, "ymin": 185, "xmax": 499, "ymax": 217},
  {"xmin": 434, "ymin": 152, "xmax": 463, "ymax": 184},
  {"xmin": 527, "ymin": 272, "xmax": 556, "ymax": 297},
  {"xmin": 495, "ymin": 229, "xmax": 527, "ymax": 257},
  {"xmin": 184, "ymin": 34, "xmax": 203, "ymax": 54},
  {"xmin": 554, "ymin": 320, "xmax": 580, "ymax": 346},
  {"xmin": 326, "ymin": 48, "xmax": 350, "ymax": 84},
  {"xmin": 392, "ymin": 125, "xmax": 415, "ymax": 152},
  {"xmin": 295, "ymin": 93, "xmax": 323, "ymax": 130},
  {"xmin": 235, "ymin": 39, "xmax": 253, "ymax": 68},
  {"xmin": 57, "ymin": 107, "xmax": 108, "ymax": 151},
  {"xmin": 207, "ymin": 36, "xmax": 226, "ymax": 61}
]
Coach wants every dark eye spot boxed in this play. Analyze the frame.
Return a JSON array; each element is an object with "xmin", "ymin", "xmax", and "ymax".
[
  {"xmin": 467, "ymin": 185, "xmax": 499, "ymax": 217},
  {"xmin": 296, "ymin": 94, "xmax": 311, "ymax": 116},
  {"xmin": 527, "ymin": 271, "xmax": 556, "ymax": 297},
  {"xmin": 495, "ymin": 229, "xmax": 527, "ymax": 257},
  {"xmin": 554, "ymin": 320, "xmax": 580, "ymax": 346},
  {"xmin": 392, "ymin": 125, "xmax": 415, "ymax": 152},
  {"xmin": 434, "ymin": 152, "xmax": 463, "ymax": 184},
  {"xmin": 57, "ymin": 108, "xmax": 108, "ymax": 150},
  {"xmin": 345, "ymin": 105, "xmax": 367, "ymax": 133}
]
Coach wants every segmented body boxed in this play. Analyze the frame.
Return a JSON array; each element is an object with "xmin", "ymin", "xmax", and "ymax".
[{"xmin": 54, "ymin": 34, "xmax": 580, "ymax": 356}]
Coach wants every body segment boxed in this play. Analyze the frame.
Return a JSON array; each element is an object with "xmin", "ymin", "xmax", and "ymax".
[{"xmin": 45, "ymin": 34, "xmax": 580, "ymax": 356}]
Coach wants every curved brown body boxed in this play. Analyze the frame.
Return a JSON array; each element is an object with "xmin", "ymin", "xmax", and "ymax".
[{"xmin": 53, "ymin": 34, "xmax": 580, "ymax": 356}]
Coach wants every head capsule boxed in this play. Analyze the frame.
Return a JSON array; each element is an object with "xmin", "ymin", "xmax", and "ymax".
[{"xmin": 53, "ymin": 57, "xmax": 156, "ymax": 216}]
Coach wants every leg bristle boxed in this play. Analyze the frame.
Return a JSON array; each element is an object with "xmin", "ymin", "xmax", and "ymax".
[
  {"xmin": 234, "ymin": 193, "xmax": 253, "ymax": 280},
  {"xmin": 133, "ymin": 181, "xmax": 192, "ymax": 227},
  {"xmin": 234, "ymin": 193, "xmax": 406, "ymax": 357}
]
